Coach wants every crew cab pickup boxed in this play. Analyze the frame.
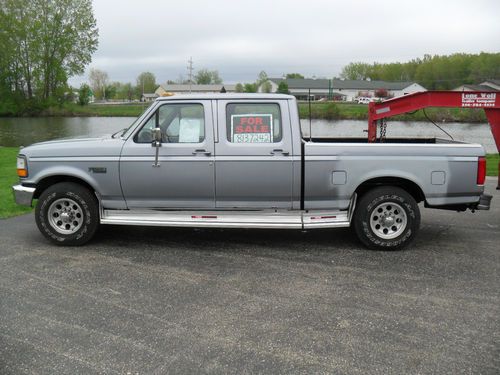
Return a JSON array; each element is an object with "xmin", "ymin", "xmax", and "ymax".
[{"xmin": 12, "ymin": 94, "xmax": 492, "ymax": 249}]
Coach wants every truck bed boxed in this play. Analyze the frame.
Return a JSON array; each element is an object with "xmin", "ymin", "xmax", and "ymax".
[{"xmin": 302, "ymin": 139, "xmax": 484, "ymax": 210}]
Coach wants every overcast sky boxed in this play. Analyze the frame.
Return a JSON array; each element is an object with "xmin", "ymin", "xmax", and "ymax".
[{"xmin": 70, "ymin": 0, "xmax": 500, "ymax": 86}]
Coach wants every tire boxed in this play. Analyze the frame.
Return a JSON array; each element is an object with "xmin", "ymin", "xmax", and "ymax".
[
  {"xmin": 35, "ymin": 182, "xmax": 99, "ymax": 246},
  {"xmin": 353, "ymin": 186, "xmax": 420, "ymax": 250}
]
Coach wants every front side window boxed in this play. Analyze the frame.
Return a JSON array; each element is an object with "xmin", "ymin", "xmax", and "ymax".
[
  {"xmin": 135, "ymin": 103, "xmax": 205, "ymax": 143},
  {"xmin": 226, "ymin": 103, "xmax": 282, "ymax": 143}
]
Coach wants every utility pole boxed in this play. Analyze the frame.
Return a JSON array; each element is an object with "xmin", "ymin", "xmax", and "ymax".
[{"xmin": 187, "ymin": 57, "xmax": 194, "ymax": 93}]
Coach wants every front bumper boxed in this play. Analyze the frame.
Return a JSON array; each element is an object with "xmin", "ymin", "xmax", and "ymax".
[{"xmin": 12, "ymin": 184, "xmax": 36, "ymax": 206}]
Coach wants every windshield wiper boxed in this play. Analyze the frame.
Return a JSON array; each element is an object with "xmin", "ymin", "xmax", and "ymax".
[{"xmin": 112, "ymin": 128, "xmax": 127, "ymax": 138}]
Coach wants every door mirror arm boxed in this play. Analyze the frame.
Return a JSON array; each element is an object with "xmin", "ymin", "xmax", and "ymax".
[{"xmin": 151, "ymin": 127, "xmax": 162, "ymax": 167}]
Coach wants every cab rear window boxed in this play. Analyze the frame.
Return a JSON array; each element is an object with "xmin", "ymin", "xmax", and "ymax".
[{"xmin": 226, "ymin": 103, "xmax": 282, "ymax": 143}]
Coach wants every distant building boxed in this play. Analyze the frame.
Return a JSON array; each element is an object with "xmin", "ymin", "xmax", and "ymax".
[
  {"xmin": 259, "ymin": 78, "xmax": 426, "ymax": 101},
  {"xmin": 141, "ymin": 93, "xmax": 159, "ymax": 102},
  {"xmin": 155, "ymin": 84, "xmax": 236, "ymax": 96},
  {"xmin": 481, "ymin": 80, "xmax": 500, "ymax": 91},
  {"xmin": 453, "ymin": 80, "xmax": 500, "ymax": 92}
]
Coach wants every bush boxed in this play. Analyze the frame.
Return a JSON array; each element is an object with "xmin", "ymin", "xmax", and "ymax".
[
  {"xmin": 276, "ymin": 82, "xmax": 289, "ymax": 94},
  {"xmin": 324, "ymin": 103, "xmax": 340, "ymax": 120},
  {"xmin": 78, "ymin": 84, "xmax": 92, "ymax": 106}
]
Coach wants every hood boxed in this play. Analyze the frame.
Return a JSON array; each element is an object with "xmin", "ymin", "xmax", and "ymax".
[
  {"xmin": 27, "ymin": 134, "xmax": 113, "ymax": 147},
  {"xmin": 20, "ymin": 134, "xmax": 125, "ymax": 159}
]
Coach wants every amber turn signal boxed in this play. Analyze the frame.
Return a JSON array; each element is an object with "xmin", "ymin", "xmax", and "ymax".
[{"xmin": 17, "ymin": 169, "xmax": 28, "ymax": 177}]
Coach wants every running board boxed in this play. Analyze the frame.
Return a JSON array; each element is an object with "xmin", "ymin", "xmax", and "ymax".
[{"xmin": 100, "ymin": 209, "xmax": 351, "ymax": 229}]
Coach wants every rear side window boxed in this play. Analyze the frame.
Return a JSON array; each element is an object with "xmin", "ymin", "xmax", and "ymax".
[{"xmin": 226, "ymin": 103, "xmax": 282, "ymax": 143}]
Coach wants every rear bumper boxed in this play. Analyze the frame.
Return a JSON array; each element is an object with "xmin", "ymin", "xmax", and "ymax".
[
  {"xmin": 425, "ymin": 193, "xmax": 492, "ymax": 212},
  {"xmin": 12, "ymin": 184, "xmax": 35, "ymax": 206}
]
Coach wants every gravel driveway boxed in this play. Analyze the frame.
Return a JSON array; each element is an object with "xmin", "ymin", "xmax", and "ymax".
[{"xmin": 1, "ymin": 179, "xmax": 499, "ymax": 374}]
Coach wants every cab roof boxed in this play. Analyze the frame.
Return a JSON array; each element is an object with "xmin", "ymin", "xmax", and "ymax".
[{"xmin": 155, "ymin": 93, "xmax": 295, "ymax": 101}]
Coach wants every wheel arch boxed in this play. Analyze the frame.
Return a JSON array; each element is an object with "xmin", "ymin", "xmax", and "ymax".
[
  {"xmin": 33, "ymin": 174, "xmax": 98, "ymax": 201},
  {"xmin": 354, "ymin": 176, "xmax": 425, "ymax": 203}
]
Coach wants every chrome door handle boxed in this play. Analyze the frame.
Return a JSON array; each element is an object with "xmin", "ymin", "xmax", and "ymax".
[
  {"xmin": 192, "ymin": 149, "xmax": 211, "ymax": 156},
  {"xmin": 270, "ymin": 149, "xmax": 289, "ymax": 156}
]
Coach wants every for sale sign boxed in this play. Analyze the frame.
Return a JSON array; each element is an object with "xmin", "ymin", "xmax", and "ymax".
[{"xmin": 231, "ymin": 114, "xmax": 273, "ymax": 143}]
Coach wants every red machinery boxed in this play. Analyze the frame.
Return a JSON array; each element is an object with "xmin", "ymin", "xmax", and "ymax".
[{"xmin": 368, "ymin": 91, "xmax": 500, "ymax": 189}]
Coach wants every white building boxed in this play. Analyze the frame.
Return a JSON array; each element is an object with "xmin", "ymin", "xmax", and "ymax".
[
  {"xmin": 156, "ymin": 84, "xmax": 236, "ymax": 96},
  {"xmin": 481, "ymin": 80, "xmax": 500, "ymax": 91},
  {"xmin": 260, "ymin": 78, "xmax": 426, "ymax": 101},
  {"xmin": 141, "ymin": 93, "xmax": 159, "ymax": 102},
  {"xmin": 453, "ymin": 80, "xmax": 500, "ymax": 92}
]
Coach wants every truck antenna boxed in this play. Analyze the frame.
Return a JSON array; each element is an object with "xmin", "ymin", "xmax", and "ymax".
[
  {"xmin": 187, "ymin": 57, "xmax": 194, "ymax": 93},
  {"xmin": 309, "ymin": 89, "xmax": 312, "ymax": 142}
]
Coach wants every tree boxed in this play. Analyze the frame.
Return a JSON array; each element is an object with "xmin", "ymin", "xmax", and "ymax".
[
  {"xmin": 276, "ymin": 81, "xmax": 289, "ymax": 94},
  {"xmin": 286, "ymin": 73, "xmax": 304, "ymax": 79},
  {"xmin": 261, "ymin": 81, "xmax": 272, "ymax": 93},
  {"xmin": 235, "ymin": 83, "xmax": 244, "ymax": 92},
  {"xmin": 195, "ymin": 69, "xmax": 222, "ymax": 84},
  {"xmin": 340, "ymin": 62, "xmax": 372, "ymax": 80},
  {"xmin": 176, "ymin": 74, "xmax": 190, "ymax": 84},
  {"xmin": 116, "ymin": 82, "xmax": 134, "ymax": 101},
  {"xmin": 78, "ymin": 84, "xmax": 91, "ymax": 105},
  {"xmin": 257, "ymin": 71, "xmax": 268, "ymax": 86},
  {"xmin": 136, "ymin": 72, "xmax": 156, "ymax": 93},
  {"xmin": 89, "ymin": 68, "xmax": 108, "ymax": 100},
  {"xmin": 104, "ymin": 83, "xmax": 117, "ymax": 100},
  {"xmin": 339, "ymin": 53, "xmax": 500, "ymax": 89},
  {"xmin": 0, "ymin": 0, "xmax": 98, "ymax": 104},
  {"xmin": 243, "ymin": 83, "xmax": 257, "ymax": 93}
]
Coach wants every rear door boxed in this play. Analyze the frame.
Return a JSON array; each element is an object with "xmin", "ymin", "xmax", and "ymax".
[{"xmin": 215, "ymin": 100, "xmax": 294, "ymax": 209}]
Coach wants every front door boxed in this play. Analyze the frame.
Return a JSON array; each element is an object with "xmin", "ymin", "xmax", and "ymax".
[
  {"xmin": 215, "ymin": 100, "xmax": 294, "ymax": 209},
  {"xmin": 120, "ymin": 100, "xmax": 215, "ymax": 209}
]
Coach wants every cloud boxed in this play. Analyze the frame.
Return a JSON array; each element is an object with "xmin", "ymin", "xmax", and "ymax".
[{"xmin": 69, "ymin": 0, "xmax": 500, "ymax": 86}]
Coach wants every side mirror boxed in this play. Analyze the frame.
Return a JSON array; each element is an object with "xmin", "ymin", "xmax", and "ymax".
[{"xmin": 151, "ymin": 127, "xmax": 162, "ymax": 143}]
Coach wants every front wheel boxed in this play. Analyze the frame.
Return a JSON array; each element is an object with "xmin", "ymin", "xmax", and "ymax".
[
  {"xmin": 35, "ymin": 182, "xmax": 99, "ymax": 246},
  {"xmin": 353, "ymin": 186, "xmax": 420, "ymax": 250}
]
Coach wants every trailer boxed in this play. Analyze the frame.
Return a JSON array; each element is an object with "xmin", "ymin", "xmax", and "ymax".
[{"xmin": 368, "ymin": 91, "xmax": 500, "ymax": 188}]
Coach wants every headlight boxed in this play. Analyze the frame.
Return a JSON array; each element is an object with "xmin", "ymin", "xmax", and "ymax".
[{"xmin": 17, "ymin": 155, "xmax": 28, "ymax": 177}]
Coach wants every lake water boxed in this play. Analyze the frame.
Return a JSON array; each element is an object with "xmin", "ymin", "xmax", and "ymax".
[
  {"xmin": 302, "ymin": 120, "xmax": 498, "ymax": 153},
  {"xmin": 0, "ymin": 117, "xmax": 497, "ymax": 153}
]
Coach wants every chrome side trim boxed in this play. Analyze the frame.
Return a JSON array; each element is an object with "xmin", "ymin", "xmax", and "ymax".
[
  {"xmin": 302, "ymin": 211, "xmax": 350, "ymax": 229},
  {"xmin": 12, "ymin": 184, "xmax": 36, "ymax": 206},
  {"xmin": 30, "ymin": 156, "xmax": 120, "ymax": 162},
  {"xmin": 100, "ymin": 209, "xmax": 352, "ymax": 229}
]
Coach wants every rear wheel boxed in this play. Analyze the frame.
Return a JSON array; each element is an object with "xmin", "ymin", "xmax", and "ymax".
[
  {"xmin": 353, "ymin": 186, "xmax": 420, "ymax": 250},
  {"xmin": 35, "ymin": 182, "xmax": 99, "ymax": 246}
]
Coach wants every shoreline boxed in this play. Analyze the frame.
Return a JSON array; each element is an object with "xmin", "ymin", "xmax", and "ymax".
[{"xmin": 0, "ymin": 102, "xmax": 488, "ymax": 123}]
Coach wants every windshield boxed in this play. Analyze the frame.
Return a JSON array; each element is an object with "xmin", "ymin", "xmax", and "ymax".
[{"xmin": 117, "ymin": 102, "xmax": 155, "ymax": 138}]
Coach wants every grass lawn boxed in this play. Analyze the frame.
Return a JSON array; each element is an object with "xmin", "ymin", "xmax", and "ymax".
[
  {"xmin": 486, "ymin": 153, "xmax": 499, "ymax": 176},
  {"xmin": 43, "ymin": 102, "xmax": 150, "ymax": 117},
  {"xmin": 297, "ymin": 102, "xmax": 487, "ymax": 122},
  {"xmin": 0, "ymin": 147, "xmax": 497, "ymax": 219},
  {"xmin": 0, "ymin": 147, "xmax": 33, "ymax": 218}
]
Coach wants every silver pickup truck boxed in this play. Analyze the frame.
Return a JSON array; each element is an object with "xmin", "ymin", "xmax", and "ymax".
[{"xmin": 13, "ymin": 94, "xmax": 492, "ymax": 249}]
